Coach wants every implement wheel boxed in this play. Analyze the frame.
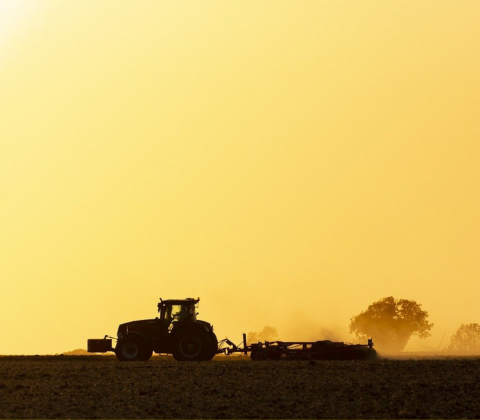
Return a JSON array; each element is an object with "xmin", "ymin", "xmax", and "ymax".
[{"xmin": 250, "ymin": 350, "xmax": 267, "ymax": 361}]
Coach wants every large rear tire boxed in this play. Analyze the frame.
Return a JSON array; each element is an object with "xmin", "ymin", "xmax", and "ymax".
[
  {"xmin": 172, "ymin": 327, "xmax": 208, "ymax": 361},
  {"xmin": 115, "ymin": 336, "xmax": 151, "ymax": 362},
  {"xmin": 203, "ymin": 331, "xmax": 218, "ymax": 361}
]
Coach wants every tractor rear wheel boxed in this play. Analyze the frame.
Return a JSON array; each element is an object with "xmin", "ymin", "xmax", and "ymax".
[
  {"xmin": 115, "ymin": 336, "xmax": 151, "ymax": 362},
  {"xmin": 203, "ymin": 331, "xmax": 218, "ymax": 361},
  {"xmin": 172, "ymin": 327, "xmax": 208, "ymax": 361}
]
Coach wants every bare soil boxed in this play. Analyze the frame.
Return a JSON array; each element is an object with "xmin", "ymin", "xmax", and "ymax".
[{"xmin": 1, "ymin": 355, "xmax": 479, "ymax": 418}]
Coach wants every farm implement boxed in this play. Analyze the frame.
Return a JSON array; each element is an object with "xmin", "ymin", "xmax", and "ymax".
[
  {"xmin": 218, "ymin": 335, "xmax": 376, "ymax": 360},
  {"xmin": 88, "ymin": 298, "xmax": 376, "ymax": 361}
]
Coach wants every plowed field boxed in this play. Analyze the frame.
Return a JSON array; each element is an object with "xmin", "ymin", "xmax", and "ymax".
[{"xmin": 1, "ymin": 356, "xmax": 479, "ymax": 418}]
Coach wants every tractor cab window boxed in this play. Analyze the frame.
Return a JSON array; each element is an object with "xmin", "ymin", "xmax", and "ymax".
[
  {"xmin": 161, "ymin": 304, "xmax": 176, "ymax": 323},
  {"xmin": 171, "ymin": 304, "xmax": 191, "ymax": 322},
  {"xmin": 161, "ymin": 302, "xmax": 197, "ymax": 324}
]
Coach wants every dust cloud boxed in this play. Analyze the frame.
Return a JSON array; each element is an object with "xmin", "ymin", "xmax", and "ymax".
[{"xmin": 278, "ymin": 322, "xmax": 346, "ymax": 344}]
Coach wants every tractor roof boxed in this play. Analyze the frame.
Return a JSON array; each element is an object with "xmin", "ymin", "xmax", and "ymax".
[{"xmin": 159, "ymin": 298, "xmax": 200, "ymax": 305}]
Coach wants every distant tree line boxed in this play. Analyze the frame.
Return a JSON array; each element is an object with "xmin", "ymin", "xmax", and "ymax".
[
  {"xmin": 349, "ymin": 296, "xmax": 433, "ymax": 353},
  {"xmin": 444, "ymin": 323, "xmax": 480, "ymax": 354},
  {"xmin": 350, "ymin": 296, "xmax": 480, "ymax": 355},
  {"xmin": 247, "ymin": 326, "xmax": 278, "ymax": 344}
]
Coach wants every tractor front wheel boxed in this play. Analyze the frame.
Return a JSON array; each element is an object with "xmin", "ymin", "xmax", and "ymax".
[{"xmin": 115, "ymin": 336, "xmax": 151, "ymax": 362}]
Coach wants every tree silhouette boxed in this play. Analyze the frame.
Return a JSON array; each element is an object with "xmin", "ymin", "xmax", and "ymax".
[
  {"xmin": 247, "ymin": 326, "xmax": 278, "ymax": 344},
  {"xmin": 445, "ymin": 323, "xmax": 480, "ymax": 354},
  {"xmin": 349, "ymin": 296, "xmax": 433, "ymax": 353}
]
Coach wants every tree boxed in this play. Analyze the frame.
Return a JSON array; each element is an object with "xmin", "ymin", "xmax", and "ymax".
[
  {"xmin": 445, "ymin": 323, "xmax": 480, "ymax": 354},
  {"xmin": 247, "ymin": 326, "xmax": 278, "ymax": 344},
  {"xmin": 349, "ymin": 296, "xmax": 433, "ymax": 353}
]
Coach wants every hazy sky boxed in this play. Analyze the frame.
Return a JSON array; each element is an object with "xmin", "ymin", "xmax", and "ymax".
[{"xmin": 1, "ymin": 0, "xmax": 479, "ymax": 354}]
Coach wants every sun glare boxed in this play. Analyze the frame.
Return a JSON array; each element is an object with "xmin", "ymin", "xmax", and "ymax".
[
  {"xmin": 0, "ymin": 0, "xmax": 37, "ymax": 50},
  {"xmin": 0, "ymin": 1, "xmax": 18, "ymax": 34}
]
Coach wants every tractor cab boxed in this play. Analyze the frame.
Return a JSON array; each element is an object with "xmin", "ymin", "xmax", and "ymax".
[{"xmin": 158, "ymin": 298, "xmax": 199, "ymax": 327}]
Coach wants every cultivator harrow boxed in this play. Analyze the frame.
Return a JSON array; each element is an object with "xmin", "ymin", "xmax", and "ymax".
[{"xmin": 218, "ymin": 334, "xmax": 376, "ymax": 360}]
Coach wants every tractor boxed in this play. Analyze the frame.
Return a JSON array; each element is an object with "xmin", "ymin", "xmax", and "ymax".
[
  {"xmin": 88, "ymin": 298, "xmax": 217, "ymax": 361},
  {"xmin": 88, "ymin": 297, "xmax": 376, "ymax": 362}
]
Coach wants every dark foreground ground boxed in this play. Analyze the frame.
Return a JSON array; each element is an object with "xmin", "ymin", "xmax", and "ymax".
[{"xmin": 1, "ymin": 355, "xmax": 480, "ymax": 419}]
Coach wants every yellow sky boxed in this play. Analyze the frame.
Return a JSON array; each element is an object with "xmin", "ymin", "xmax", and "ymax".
[{"xmin": 1, "ymin": 0, "xmax": 480, "ymax": 354}]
